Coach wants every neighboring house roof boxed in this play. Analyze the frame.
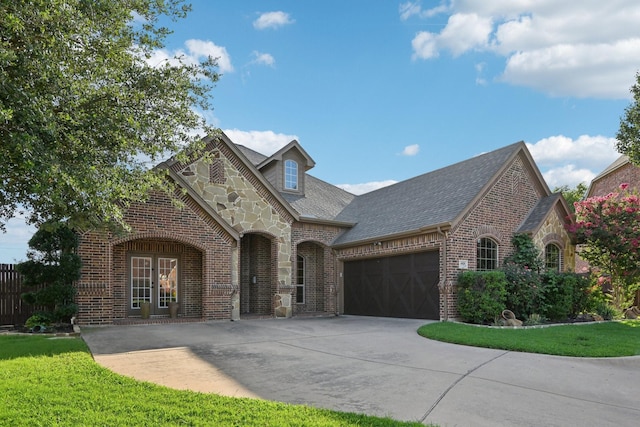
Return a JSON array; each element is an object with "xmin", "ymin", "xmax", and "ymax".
[
  {"xmin": 592, "ymin": 155, "xmax": 629, "ymax": 181},
  {"xmin": 332, "ymin": 142, "xmax": 543, "ymax": 246},
  {"xmin": 517, "ymin": 193, "xmax": 566, "ymax": 235},
  {"xmin": 586, "ymin": 155, "xmax": 629, "ymax": 198},
  {"xmin": 235, "ymin": 144, "xmax": 356, "ymax": 222}
]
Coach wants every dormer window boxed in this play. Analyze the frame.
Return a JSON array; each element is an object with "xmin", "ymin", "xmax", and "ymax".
[{"xmin": 284, "ymin": 159, "xmax": 298, "ymax": 190}]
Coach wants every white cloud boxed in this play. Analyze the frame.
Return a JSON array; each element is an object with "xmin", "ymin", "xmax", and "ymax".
[
  {"xmin": 223, "ymin": 129, "xmax": 298, "ymax": 155},
  {"xmin": 400, "ymin": 1, "xmax": 449, "ymax": 21},
  {"xmin": 501, "ymin": 40, "xmax": 640, "ymax": 98},
  {"xmin": 253, "ymin": 11, "xmax": 294, "ymax": 30},
  {"xmin": 526, "ymin": 134, "xmax": 620, "ymax": 188},
  {"xmin": 336, "ymin": 180, "xmax": 398, "ymax": 195},
  {"xmin": 438, "ymin": 13, "xmax": 493, "ymax": 56},
  {"xmin": 405, "ymin": 1, "xmax": 640, "ymax": 98},
  {"xmin": 147, "ymin": 39, "xmax": 233, "ymax": 74},
  {"xmin": 400, "ymin": 144, "xmax": 420, "ymax": 156},
  {"xmin": 542, "ymin": 165, "xmax": 597, "ymax": 189},
  {"xmin": 412, "ymin": 32, "xmax": 439, "ymax": 60},
  {"xmin": 251, "ymin": 51, "xmax": 275, "ymax": 67}
]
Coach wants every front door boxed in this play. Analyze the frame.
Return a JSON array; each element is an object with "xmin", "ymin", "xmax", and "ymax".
[{"xmin": 130, "ymin": 256, "xmax": 179, "ymax": 316}]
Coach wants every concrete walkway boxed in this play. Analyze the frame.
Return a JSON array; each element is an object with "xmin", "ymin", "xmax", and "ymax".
[{"xmin": 81, "ymin": 316, "xmax": 640, "ymax": 426}]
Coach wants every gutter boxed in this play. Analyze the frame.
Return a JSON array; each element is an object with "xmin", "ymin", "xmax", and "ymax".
[{"xmin": 331, "ymin": 222, "xmax": 452, "ymax": 249}]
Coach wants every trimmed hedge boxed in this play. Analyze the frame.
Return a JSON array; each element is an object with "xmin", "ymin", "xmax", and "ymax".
[{"xmin": 457, "ymin": 271, "xmax": 507, "ymax": 324}]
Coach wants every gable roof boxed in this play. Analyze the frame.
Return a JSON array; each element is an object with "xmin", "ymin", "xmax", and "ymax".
[
  {"xmin": 160, "ymin": 132, "xmax": 301, "ymax": 223},
  {"xmin": 586, "ymin": 154, "xmax": 629, "ymax": 198},
  {"xmin": 332, "ymin": 141, "xmax": 546, "ymax": 246},
  {"xmin": 235, "ymin": 144, "xmax": 356, "ymax": 223},
  {"xmin": 517, "ymin": 193, "xmax": 569, "ymax": 235},
  {"xmin": 257, "ymin": 140, "xmax": 316, "ymax": 171}
]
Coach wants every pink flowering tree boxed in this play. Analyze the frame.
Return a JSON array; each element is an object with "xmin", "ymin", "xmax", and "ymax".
[{"xmin": 567, "ymin": 183, "xmax": 640, "ymax": 309}]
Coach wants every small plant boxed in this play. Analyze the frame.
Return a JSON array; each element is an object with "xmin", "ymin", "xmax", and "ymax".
[
  {"xmin": 594, "ymin": 301, "xmax": 619, "ymax": 320},
  {"xmin": 24, "ymin": 313, "xmax": 51, "ymax": 329},
  {"xmin": 523, "ymin": 313, "xmax": 546, "ymax": 326}
]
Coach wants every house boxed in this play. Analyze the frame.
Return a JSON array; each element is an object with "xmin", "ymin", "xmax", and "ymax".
[
  {"xmin": 75, "ymin": 134, "xmax": 575, "ymax": 325},
  {"xmin": 586, "ymin": 155, "xmax": 640, "ymax": 197}
]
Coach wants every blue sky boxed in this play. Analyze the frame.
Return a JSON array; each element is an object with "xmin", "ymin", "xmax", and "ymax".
[{"xmin": 2, "ymin": 0, "xmax": 640, "ymax": 261}]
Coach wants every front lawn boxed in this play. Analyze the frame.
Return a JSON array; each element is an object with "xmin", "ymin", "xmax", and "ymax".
[
  {"xmin": 0, "ymin": 335, "xmax": 426, "ymax": 427},
  {"xmin": 418, "ymin": 320, "xmax": 640, "ymax": 357}
]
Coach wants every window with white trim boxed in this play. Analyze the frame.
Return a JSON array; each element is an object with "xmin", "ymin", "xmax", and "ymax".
[
  {"xmin": 477, "ymin": 238, "xmax": 498, "ymax": 271},
  {"xmin": 284, "ymin": 159, "xmax": 298, "ymax": 190}
]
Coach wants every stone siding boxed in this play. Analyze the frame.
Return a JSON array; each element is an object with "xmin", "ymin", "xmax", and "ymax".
[
  {"xmin": 531, "ymin": 205, "xmax": 575, "ymax": 272},
  {"xmin": 177, "ymin": 144, "xmax": 294, "ymax": 288}
]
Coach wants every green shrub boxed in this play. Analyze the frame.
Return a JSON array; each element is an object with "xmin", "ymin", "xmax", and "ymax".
[
  {"xmin": 457, "ymin": 271, "xmax": 507, "ymax": 324},
  {"xmin": 523, "ymin": 313, "xmax": 546, "ymax": 326},
  {"xmin": 16, "ymin": 221, "xmax": 80, "ymax": 323},
  {"xmin": 539, "ymin": 272, "xmax": 573, "ymax": 321},
  {"xmin": 567, "ymin": 273, "xmax": 594, "ymax": 315},
  {"xmin": 25, "ymin": 313, "xmax": 51, "ymax": 329},
  {"xmin": 594, "ymin": 301, "xmax": 619, "ymax": 320},
  {"xmin": 503, "ymin": 263, "xmax": 542, "ymax": 319}
]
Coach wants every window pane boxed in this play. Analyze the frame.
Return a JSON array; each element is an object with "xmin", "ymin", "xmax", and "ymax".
[
  {"xmin": 477, "ymin": 238, "xmax": 497, "ymax": 271},
  {"xmin": 296, "ymin": 255, "xmax": 304, "ymax": 303},
  {"xmin": 285, "ymin": 160, "xmax": 298, "ymax": 190},
  {"xmin": 158, "ymin": 258, "xmax": 178, "ymax": 308},
  {"xmin": 545, "ymin": 244, "xmax": 560, "ymax": 272}
]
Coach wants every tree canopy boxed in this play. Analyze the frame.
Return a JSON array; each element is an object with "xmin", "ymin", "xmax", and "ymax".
[
  {"xmin": 1, "ymin": 0, "xmax": 218, "ymax": 232},
  {"xmin": 553, "ymin": 183, "xmax": 587, "ymax": 214},
  {"xmin": 568, "ymin": 183, "xmax": 640, "ymax": 309},
  {"xmin": 617, "ymin": 72, "xmax": 640, "ymax": 164}
]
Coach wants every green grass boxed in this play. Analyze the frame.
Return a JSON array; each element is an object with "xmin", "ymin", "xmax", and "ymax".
[
  {"xmin": 0, "ymin": 335, "xmax": 427, "ymax": 427},
  {"xmin": 418, "ymin": 320, "xmax": 640, "ymax": 357}
]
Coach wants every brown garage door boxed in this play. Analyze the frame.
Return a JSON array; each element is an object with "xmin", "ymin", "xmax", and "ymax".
[{"xmin": 344, "ymin": 251, "xmax": 439, "ymax": 319}]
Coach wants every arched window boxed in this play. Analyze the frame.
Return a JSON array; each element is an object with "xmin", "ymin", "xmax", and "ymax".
[
  {"xmin": 284, "ymin": 159, "xmax": 298, "ymax": 190},
  {"xmin": 296, "ymin": 255, "xmax": 305, "ymax": 304},
  {"xmin": 545, "ymin": 243, "xmax": 561, "ymax": 272},
  {"xmin": 477, "ymin": 238, "xmax": 498, "ymax": 271}
]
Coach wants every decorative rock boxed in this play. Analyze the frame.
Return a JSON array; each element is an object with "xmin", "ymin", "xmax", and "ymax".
[
  {"xmin": 623, "ymin": 306, "xmax": 640, "ymax": 319},
  {"xmin": 501, "ymin": 309, "xmax": 523, "ymax": 327}
]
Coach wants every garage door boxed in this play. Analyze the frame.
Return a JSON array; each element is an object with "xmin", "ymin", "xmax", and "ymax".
[{"xmin": 344, "ymin": 251, "xmax": 439, "ymax": 319}]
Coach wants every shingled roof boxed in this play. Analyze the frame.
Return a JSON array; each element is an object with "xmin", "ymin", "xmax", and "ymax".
[
  {"xmin": 517, "ymin": 193, "xmax": 564, "ymax": 234},
  {"xmin": 332, "ymin": 142, "xmax": 528, "ymax": 246},
  {"xmin": 235, "ymin": 144, "xmax": 356, "ymax": 221}
]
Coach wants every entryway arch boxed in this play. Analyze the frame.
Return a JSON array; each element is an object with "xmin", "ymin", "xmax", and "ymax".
[
  {"xmin": 240, "ymin": 232, "xmax": 276, "ymax": 316},
  {"xmin": 294, "ymin": 241, "xmax": 328, "ymax": 314}
]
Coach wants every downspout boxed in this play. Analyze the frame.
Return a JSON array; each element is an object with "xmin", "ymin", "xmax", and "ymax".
[{"xmin": 437, "ymin": 226, "xmax": 449, "ymax": 321}]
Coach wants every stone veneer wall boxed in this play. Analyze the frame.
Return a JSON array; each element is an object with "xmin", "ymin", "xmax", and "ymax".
[
  {"xmin": 176, "ymin": 145, "xmax": 294, "ymax": 288},
  {"xmin": 531, "ymin": 205, "xmax": 575, "ymax": 272}
]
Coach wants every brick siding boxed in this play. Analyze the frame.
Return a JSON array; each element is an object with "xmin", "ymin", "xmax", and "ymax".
[{"xmin": 76, "ymin": 189, "xmax": 235, "ymax": 325}]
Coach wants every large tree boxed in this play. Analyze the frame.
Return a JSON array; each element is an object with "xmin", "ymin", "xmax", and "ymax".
[
  {"xmin": 568, "ymin": 183, "xmax": 640, "ymax": 310},
  {"xmin": 1, "ymin": 0, "xmax": 218, "ymax": 232},
  {"xmin": 617, "ymin": 72, "xmax": 640, "ymax": 164}
]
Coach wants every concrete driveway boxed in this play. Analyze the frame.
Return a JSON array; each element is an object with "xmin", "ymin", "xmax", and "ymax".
[{"xmin": 81, "ymin": 316, "xmax": 640, "ymax": 426}]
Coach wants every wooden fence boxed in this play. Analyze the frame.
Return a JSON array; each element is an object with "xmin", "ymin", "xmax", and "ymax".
[{"xmin": 0, "ymin": 263, "xmax": 37, "ymax": 326}]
